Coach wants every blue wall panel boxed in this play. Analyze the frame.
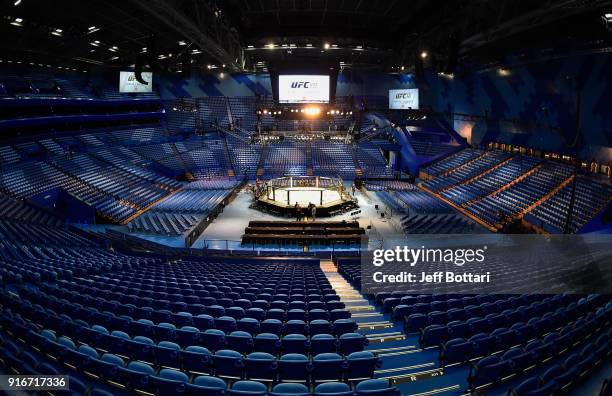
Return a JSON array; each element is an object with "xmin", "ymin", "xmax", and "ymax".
[{"xmin": 421, "ymin": 53, "xmax": 612, "ymax": 162}]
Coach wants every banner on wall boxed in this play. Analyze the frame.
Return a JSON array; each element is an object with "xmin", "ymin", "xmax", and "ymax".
[
  {"xmin": 389, "ymin": 88, "xmax": 419, "ymax": 109},
  {"xmin": 278, "ymin": 75, "xmax": 330, "ymax": 103},
  {"xmin": 119, "ymin": 71, "xmax": 153, "ymax": 93}
]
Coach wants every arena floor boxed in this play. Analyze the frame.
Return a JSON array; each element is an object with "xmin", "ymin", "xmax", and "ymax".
[{"xmin": 192, "ymin": 187, "xmax": 398, "ymax": 250}]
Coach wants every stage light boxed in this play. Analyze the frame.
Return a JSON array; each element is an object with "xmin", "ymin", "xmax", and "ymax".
[
  {"xmin": 11, "ymin": 17, "xmax": 23, "ymax": 26},
  {"xmin": 247, "ymin": 45, "xmax": 254, "ymax": 48},
  {"xmin": 605, "ymin": 13, "xmax": 612, "ymax": 20},
  {"xmin": 498, "ymin": 67, "xmax": 509, "ymax": 76},
  {"xmin": 14, "ymin": 0, "xmax": 21, "ymax": 5},
  {"xmin": 267, "ymin": 43, "xmax": 275, "ymax": 49},
  {"xmin": 304, "ymin": 107, "xmax": 321, "ymax": 116},
  {"xmin": 178, "ymin": 40, "xmax": 187, "ymax": 46},
  {"xmin": 324, "ymin": 43, "xmax": 330, "ymax": 50},
  {"xmin": 51, "ymin": 28, "xmax": 63, "ymax": 36},
  {"xmin": 263, "ymin": 109, "xmax": 268, "ymax": 114},
  {"xmin": 420, "ymin": 51, "xmax": 428, "ymax": 59}
]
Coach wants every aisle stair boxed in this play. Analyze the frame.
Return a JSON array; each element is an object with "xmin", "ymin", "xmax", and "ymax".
[{"xmin": 319, "ymin": 260, "xmax": 461, "ymax": 393}]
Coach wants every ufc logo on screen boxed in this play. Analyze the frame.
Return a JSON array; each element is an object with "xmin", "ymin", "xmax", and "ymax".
[
  {"xmin": 396, "ymin": 93, "xmax": 412, "ymax": 99},
  {"xmin": 291, "ymin": 82, "xmax": 318, "ymax": 88}
]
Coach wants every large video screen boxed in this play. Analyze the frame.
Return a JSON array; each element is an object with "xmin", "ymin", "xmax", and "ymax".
[
  {"xmin": 389, "ymin": 88, "xmax": 419, "ymax": 109},
  {"xmin": 278, "ymin": 75, "xmax": 330, "ymax": 104},
  {"xmin": 119, "ymin": 71, "xmax": 153, "ymax": 93}
]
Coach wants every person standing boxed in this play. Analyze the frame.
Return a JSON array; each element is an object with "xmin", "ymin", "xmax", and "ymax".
[
  {"xmin": 295, "ymin": 203, "xmax": 301, "ymax": 222},
  {"xmin": 311, "ymin": 204, "xmax": 317, "ymax": 222}
]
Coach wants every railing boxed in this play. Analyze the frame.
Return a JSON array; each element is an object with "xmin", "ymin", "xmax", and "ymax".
[{"xmin": 196, "ymin": 238, "xmax": 363, "ymax": 256}]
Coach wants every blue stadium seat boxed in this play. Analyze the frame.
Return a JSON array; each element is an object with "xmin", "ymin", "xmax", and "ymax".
[
  {"xmin": 261, "ymin": 319, "xmax": 284, "ymax": 335},
  {"xmin": 150, "ymin": 368, "xmax": 189, "ymax": 395},
  {"xmin": 311, "ymin": 334, "xmax": 338, "ymax": 355},
  {"xmin": 346, "ymin": 351, "xmax": 380, "ymax": 380},
  {"xmin": 229, "ymin": 380, "xmax": 268, "ymax": 396},
  {"xmin": 404, "ymin": 313, "xmax": 427, "ymax": 332},
  {"xmin": 245, "ymin": 352, "xmax": 277, "ymax": 382},
  {"xmin": 312, "ymin": 353, "xmax": 345, "ymax": 382},
  {"xmin": 420, "ymin": 324, "xmax": 448, "ymax": 347},
  {"xmin": 285, "ymin": 320, "xmax": 308, "ymax": 335},
  {"xmin": 441, "ymin": 338, "xmax": 473, "ymax": 365},
  {"xmin": 468, "ymin": 355, "xmax": 512, "ymax": 388},
  {"xmin": 271, "ymin": 383, "xmax": 310, "ymax": 396},
  {"xmin": 182, "ymin": 345, "xmax": 212, "ymax": 375},
  {"xmin": 278, "ymin": 354, "xmax": 310, "ymax": 382},
  {"xmin": 203, "ymin": 329, "xmax": 227, "ymax": 351},
  {"xmin": 177, "ymin": 326, "xmax": 201, "ymax": 346},
  {"xmin": 237, "ymin": 318, "xmax": 260, "ymax": 334},
  {"xmin": 282, "ymin": 334, "xmax": 310, "ymax": 354},
  {"xmin": 339, "ymin": 333, "xmax": 367, "ymax": 355},
  {"xmin": 186, "ymin": 375, "xmax": 227, "ymax": 396},
  {"xmin": 501, "ymin": 347, "xmax": 536, "ymax": 371},
  {"xmin": 254, "ymin": 333, "xmax": 282, "ymax": 355},
  {"xmin": 117, "ymin": 361, "xmax": 155, "ymax": 393},
  {"xmin": 355, "ymin": 379, "xmax": 399, "ymax": 396},
  {"xmin": 156, "ymin": 341, "xmax": 181, "ymax": 369},
  {"xmin": 314, "ymin": 382, "xmax": 353, "ymax": 396},
  {"xmin": 214, "ymin": 349, "xmax": 244, "ymax": 379},
  {"xmin": 227, "ymin": 331, "xmax": 254, "ymax": 354}
]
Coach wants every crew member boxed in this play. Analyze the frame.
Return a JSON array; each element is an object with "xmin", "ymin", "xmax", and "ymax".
[{"xmin": 295, "ymin": 203, "xmax": 301, "ymax": 222}]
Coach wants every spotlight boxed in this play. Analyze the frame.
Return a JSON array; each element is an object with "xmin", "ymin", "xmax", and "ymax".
[
  {"xmin": 267, "ymin": 43, "xmax": 275, "ymax": 49},
  {"xmin": 420, "ymin": 51, "xmax": 428, "ymax": 59},
  {"xmin": 304, "ymin": 106, "xmax": 321, "ymax": 116},
  {"xmin": 11, "ymin": 17, "xmax": 23, "ymax": 26},
  {"xmin": 324, "ymin": 43, "xmax": 330, "ymax": 50},
  {"xmin": 498, "ymin": 67, "xmax": 509, "ymax": 76},
  {"xmin": 14, "ymin": 0, "xmax": 22, "ymax": 5}
]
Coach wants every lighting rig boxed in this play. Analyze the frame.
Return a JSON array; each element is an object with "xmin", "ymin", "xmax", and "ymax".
[{"xmin": 256, "ymin": 105, "xmax": 354, "ymax": 119}]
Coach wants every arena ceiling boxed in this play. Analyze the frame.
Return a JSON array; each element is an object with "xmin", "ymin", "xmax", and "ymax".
[{"xmin": 1, "ymin": 0, "xmax": 611, "ymax": 73}]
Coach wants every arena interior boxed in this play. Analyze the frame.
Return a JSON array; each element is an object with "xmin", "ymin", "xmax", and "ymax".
[{"xmin": 0, "ymin": 1, "xmax": 611, "ymax": 395}]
